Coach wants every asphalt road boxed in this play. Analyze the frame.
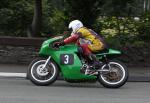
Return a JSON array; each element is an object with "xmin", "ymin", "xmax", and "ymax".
[{"xmin": 0, "ymin": 78, "xmax": 150, "ymax": 103}]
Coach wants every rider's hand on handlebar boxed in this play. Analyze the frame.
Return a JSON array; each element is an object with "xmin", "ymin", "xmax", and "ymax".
[{"xmin": 53, "ymin": 42, "xmax": 65, "ymax": 48}]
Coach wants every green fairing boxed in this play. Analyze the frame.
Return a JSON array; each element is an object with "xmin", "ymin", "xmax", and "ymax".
[{"xmin": 39, "ymin": 36, "xmax": 121, "ymax": 81}]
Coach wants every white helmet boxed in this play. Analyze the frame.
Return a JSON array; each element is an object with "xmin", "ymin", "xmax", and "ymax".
[{"xmin": 68, "ymin": 20, "xmax": 83, "ymax": 33}]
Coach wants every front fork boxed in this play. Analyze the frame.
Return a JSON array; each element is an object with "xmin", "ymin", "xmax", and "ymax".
[{"xmin": 42, "ymin": 56, "xmax": 51, "ymax": 70}]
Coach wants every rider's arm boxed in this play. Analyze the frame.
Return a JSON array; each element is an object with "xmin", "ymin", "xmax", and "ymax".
[{"xmin": 63, "ymin": 33, "xmax": 81, "ymax": 44}]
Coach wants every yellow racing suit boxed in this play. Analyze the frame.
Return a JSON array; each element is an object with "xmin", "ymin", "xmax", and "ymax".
[{"xmin": 76, "ymin": 27, "xmax": 105, "ymax": 52}]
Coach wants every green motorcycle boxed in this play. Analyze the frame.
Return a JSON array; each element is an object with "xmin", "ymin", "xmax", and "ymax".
[{"xmin": 27, "ymin": 36, "xmax": 128, "ymax": 88}]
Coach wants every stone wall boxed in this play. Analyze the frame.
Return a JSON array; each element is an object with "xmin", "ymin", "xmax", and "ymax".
[
  {"xmin": 130, "ymin": 45, "xmax": 149, "ymax": 67},
  {"xmin": 119, "ymin": 44, "xmax": 150, "ymax": 67},
  {"xmin": 0, "ymin": 37, "xmax": 45, "ymax": 64}
]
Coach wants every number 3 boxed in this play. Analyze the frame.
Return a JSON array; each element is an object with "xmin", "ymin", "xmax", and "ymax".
[{"xmin": 64, "ymin": 55, "xmax": 69, "ymax": 64}]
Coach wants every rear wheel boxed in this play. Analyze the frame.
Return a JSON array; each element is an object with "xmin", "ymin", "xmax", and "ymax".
[
  {"xmin": 27, "ymin": 58, "xmax": 59, "ymax": 86},
  {"xmin": 98, "ymin": 60, "xmax": 128, "ymax": 88}
]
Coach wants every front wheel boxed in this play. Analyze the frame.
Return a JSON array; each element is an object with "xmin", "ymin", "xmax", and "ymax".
[
  {"xmin": 98, "ymin": 60, "xmax": 128, "ymax": 88},
  {"xmin": 27, "ymin": 58, "xmax": 59, "ymax": 86}
]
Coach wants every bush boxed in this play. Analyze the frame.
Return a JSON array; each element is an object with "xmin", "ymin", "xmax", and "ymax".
[
  {"xmin": 0, "ymin": 0, "xmax": 34, "ymax": 37},
  {"xmin": 137, "ymin": 12, "xmax": 150, "ymax": 42},
  {"xmin": 47, "ymin": 9, "xmax": 68, "ymax": 36},
  {"xmin": 92, "ymin": 16, "xmax": 147, "ymax": 48},
  {"xmin": 41, "ymin": 0, "xmax": 68, "ymax": 37}
]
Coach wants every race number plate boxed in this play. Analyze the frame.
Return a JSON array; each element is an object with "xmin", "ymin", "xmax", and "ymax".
[{"xmin": 60, "ymin": 54, "xmax": 74, "ymax": 65}]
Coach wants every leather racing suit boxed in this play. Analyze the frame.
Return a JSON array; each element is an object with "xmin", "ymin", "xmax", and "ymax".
[{"xmin": 63, "ymin": 27, "xmax": 106, "ymax": 56}]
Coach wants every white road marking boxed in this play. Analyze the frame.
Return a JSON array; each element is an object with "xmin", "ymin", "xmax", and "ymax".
[{"xmin": 0, "ymin": 72, "xmax": 26, "ymax": 78}]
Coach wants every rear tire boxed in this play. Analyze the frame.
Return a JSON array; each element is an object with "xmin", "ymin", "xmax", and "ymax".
[
  {"xmin": 27, "ymin": 58, "xmax": 59, "ymax": 86},
  {"xmin": 98, "ymin": 60, "xmax": 128, "ymax": 88}
]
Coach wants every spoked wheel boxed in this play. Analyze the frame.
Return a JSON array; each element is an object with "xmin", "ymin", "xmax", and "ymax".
[
  {"xmin": 98, "ymin": 60, "xmax": 128, "ymax": 88},
  {"xmin": 27, "ymin": 58, "xmax": 59, "ymax": 86}
]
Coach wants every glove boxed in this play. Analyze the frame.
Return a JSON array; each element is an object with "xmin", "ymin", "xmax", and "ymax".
[{"xmin": 53, "ymin": 41, "xmax": 65, "ymax": 48}]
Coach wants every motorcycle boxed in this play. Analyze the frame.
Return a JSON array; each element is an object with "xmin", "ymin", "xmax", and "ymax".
[{"xmin": 27, "ymin": 36, "xmax": 128, "ymax": 88}]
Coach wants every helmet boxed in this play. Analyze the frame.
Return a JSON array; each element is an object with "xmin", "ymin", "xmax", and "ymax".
[{"xmin": 68, "ymin": 20, "xmax": 83, "ymax": 33}]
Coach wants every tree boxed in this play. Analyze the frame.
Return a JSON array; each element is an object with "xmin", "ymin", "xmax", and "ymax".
[
  {"xmin": 65, "ymin": 0, "xmax": 104, "ymax": 28},
  {"xmin": 27, "ymin": 0, "xmax": 42, "ymax": 37},
  {"xmin": 102, "ymin": 0, "xmax": 135, "ymax": 17},
  {"xmin": 143, "ymin": 0, "xmax": 150, "ymax": 12},
  {"xmin": 0, "ymin": 0, "xmax": 34, "ymax": 37}
]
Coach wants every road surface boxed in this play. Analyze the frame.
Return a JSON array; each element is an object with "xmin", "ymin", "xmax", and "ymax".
[{"xmin": 0, "ymin": 78, "xmax": 149, "ymax": 103}]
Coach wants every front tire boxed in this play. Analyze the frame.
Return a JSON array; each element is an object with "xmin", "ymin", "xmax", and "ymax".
[
  {"xmin": 98, "ymin": 60, "xmax": 128, "ymax": 88},
  {"xmin": 27, "ymin": 58, "xmax": 59, "ymax": 86}
]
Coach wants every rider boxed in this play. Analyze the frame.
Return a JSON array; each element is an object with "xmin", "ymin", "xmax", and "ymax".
[{"xmin": 54, "ymin": 20, "xmax": 106, "ymax": 69}]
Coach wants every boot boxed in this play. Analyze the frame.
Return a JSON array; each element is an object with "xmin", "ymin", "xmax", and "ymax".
[{"xmin": 86, "ymin": 54, "xmax": 103, "ymax": 70}]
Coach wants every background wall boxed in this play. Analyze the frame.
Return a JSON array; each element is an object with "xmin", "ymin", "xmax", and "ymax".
[{"xmin": 0, "ymin": 37, "xmax": 45, "ymax": 64}]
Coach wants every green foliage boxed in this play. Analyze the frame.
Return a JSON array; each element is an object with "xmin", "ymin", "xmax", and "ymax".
[
  {"xmin": 65, "ymin": 0, "xmax": 104, "ymax": 28},
  {"xmin": 98, "ymin": 17, "xmax": 138, "ymax": 36},
  {"xmin": 41, "ymin": 0, "xmax": 68, "ymax": 36},
  {"xmin": 137, "ymin": 12, "xmax": 150, "ymax": 42},
  {"xmin": 92, "ymin": 16, "xmax": 146, "ymax": 48},
  {"xmin": 102, "ymin": 0, "xmax": 136, "ymax": 17},
  {"xmin": 42, "ymin": 8, "xmax": 68, "ymax": 36},
  {"xmin": 0, "ymin": 0, "xmax": 34, "ymax": 36},
  {"xmin": 49, "ymin": 9, "xmax": 68, "ymax": 35}
]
